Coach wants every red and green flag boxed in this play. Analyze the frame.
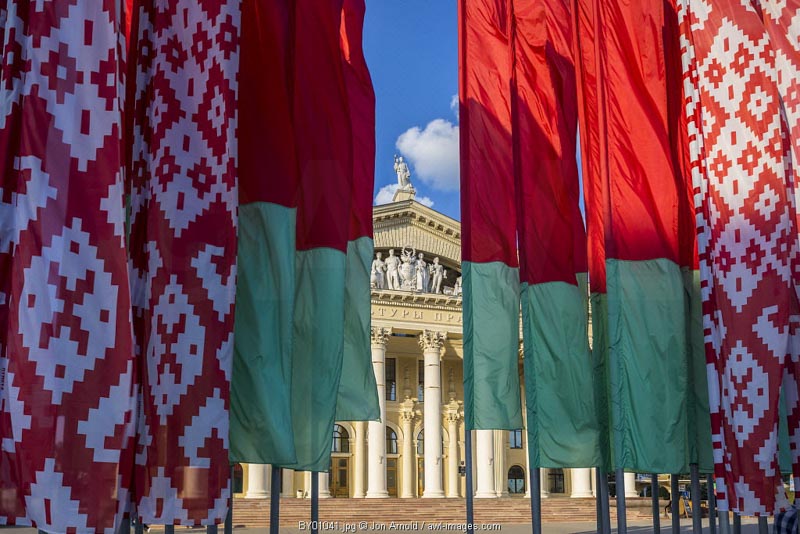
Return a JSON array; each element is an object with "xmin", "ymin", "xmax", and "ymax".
[
  {"xmin": 230, "ymin": 0, "xmax": 299, "ymax": 467},
  {"xmin": 458, "ymin": 0, "xmax": 523, "ymax": 432}
]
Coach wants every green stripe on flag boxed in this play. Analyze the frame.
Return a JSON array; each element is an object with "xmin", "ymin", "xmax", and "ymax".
[
  {"xmin": 683, "ymin": 268, "xmax": 713, "ymax": 473},
  {"xmin": 463, "ymin": 261, "xmax": 523, "ymax": 430},
  {"xmin": 336, "ymin": 236, "xmax": 379, "ymax": 422},
  {"xmin": 522, "ymin": 277, "xmax": 600, "ymax": 468},
  {"xmin": 607, "ymin": 258, "xmax": 689, "ymax": 473},
  {"xmin": 230, "ymin": 202, "xmax": 297, "ymax": 465},
  {"xmin": 590, "ymin": 291, "xmax": 614, "ymax": 472},
  {"xmin": 287, "ymin": 247, "xmax": 347, "ymax": 472}
]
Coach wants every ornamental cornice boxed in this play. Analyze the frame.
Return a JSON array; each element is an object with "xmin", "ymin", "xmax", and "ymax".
[
  {"xmin": 370, "ymin": 327, "xmax": 392, "ymax": 347},
  {"xmin": 418, "ymin": 330, "xmax": 447, "ymax": 352},
  {"xmin": 371, "ymin": 290, "xmax": 462, "ymax": 310}
]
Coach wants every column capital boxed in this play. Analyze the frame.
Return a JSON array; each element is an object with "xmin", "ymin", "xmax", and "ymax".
[
  {"xmin": 371, "ymin": 327, "xmax": 392, "ymax": 348},
  {"xmin": 418, "ymin": 330, "xmax": 447, "ymax": 352},
  {"xmin": 399, "ymin": 399, "xmax": 417, "ymax": 422},
  {"xmin": 444, "ymin": 400, "xmax": 462, "ymax": 423}
]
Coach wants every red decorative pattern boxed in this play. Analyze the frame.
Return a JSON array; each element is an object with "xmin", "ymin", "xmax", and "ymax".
[
  {"xmin": 679, "ymin": 0, "xmax": 800, "ymax": 515},
  {"xmin": 127, "ymin": 0, "xmax": 239, "ymax": 525},
  {"xmin": 0, "ymin": 2, "xmax": 136, "ymax": 530}
]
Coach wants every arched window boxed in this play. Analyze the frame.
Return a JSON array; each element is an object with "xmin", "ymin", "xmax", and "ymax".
[
  {"xmin": 508, "ymin": 465, "xmax": 525, "ymax": 494},
  {"xmin": 332, "ymin": 424, "xmax": 350, "ymax": 453},
  {"xmin": 509, "ymin": 430, "xmax": 523, "ymax": 449},
  {"xmin": 386, "ymin": 427, "xmax": 398, "ymax": 455},
  {"xmin": 417, "ymin": 429, "xmax": 424, "ymax": 455},
  {"xmin": 548, "ymin": 468, "xmax": 565, "ymax": 494}
]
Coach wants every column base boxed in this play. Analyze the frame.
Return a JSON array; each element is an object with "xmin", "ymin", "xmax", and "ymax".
[
  {"xmin": 625, "ymin": 492, "xmax": 639, "ymax": 499},
  {"xmin": 474, "ymin": 491, "xmax": 498, "ymax": 499},
  {"xmin": 245, "ymin": 492, "xmax": 270, "ymax": 499},
  {"xmin": 320, "ymin": 492, "xmax": 332, "ymax": 499},
  {"xmin": 571, "ymin": 491, "xmax": 594, "ymax": 498},
  {"xmin": 366, "ymin": 491, "xmax": 390, "ymax": 498},
  {"xmin": 422, "ymin": 490, "xmax": 446, "ymax": 498},
  {"xmin": 352, "ymin": 492, "xmax": 366, "ymax": 498},
  {"xmin": 446, "ymin": 493, "xmax": 460, "ymax": 498},
  {"xmin": 400, "ymin": 494, "xmax": 415, "ymax": 499}
]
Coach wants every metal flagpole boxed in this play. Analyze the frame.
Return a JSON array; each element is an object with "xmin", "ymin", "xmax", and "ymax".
[
  {"xmin": 271, "ymin": 466, "xmax": 282, "ymax": 534},
  {"xmin": 719, "ymin": 510, "xmax": 731, "ymax": 534},
  {"xmin": 530, "ymin": 467, "xmax": 542, "ymax": 534},
  {"xmin": 651, "ymin": 474, "xmax": 661, "ymax": 534},
  {"xmin": 671, "ymin": 475, "xmax": 681, "ymax": 534},
  {"xmin": 600, "ymin": 471, "xmax": 612, "ymax": 534},
  {"xmin": 465, "ymin": 429, "xmax": 474, "ymax": 531},
  {"xmin": 119, "ymin": 517, "xmax": 130, "ymax": 534},
  {"xmin": 732, "ymin": 512, "xmax": 741, "ymax": 534},
  {"xmin": 225, "ymin": 464, "xmax": 234, "ymax": 534},
  {"xmin": 757, "ymin": 516, "xmax": 769, "ymax": 534},
  {"xmin": 690, "ymin": 464, "xmax": 702, "ymax": 534},
  {"xmin": 311, "ymin": 472, "xmax": 320, "ymax": 534},
  {"xmin": 707, "ymin": 474, "xmax": 717, "ymax": 534},
  {"xmin": 165, "ymin": 525, "xmax": 175, "ymax": 534},
  {"xmin": 596, "ymin": 468, "xmax": 604, "ymax": 533},
  {"xmin": 616, "ymin": 468, "xmax": 628, "ymax": 534}
]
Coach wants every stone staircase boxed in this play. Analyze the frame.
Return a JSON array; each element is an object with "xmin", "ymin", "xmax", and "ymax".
[{"xmin": 231, "ymin": 497, "xmax": 658, "ymax": 528}]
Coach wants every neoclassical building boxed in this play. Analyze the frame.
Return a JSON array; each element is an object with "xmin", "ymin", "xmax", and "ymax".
[{"xmin": 235, "ymin": 183, "xmax": 640, "ymax": 502}]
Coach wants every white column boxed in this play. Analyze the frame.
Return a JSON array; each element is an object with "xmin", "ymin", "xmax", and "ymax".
[
  {"xmin": 319, "ymin": 471, "xmax": 331, "ymax": 498},
  {"xmin": 399, "ymin": 403, "xmax": 416, "ymax": 498},
  {"xmin": 353, "ymin": 422, "xmax": 366, "ymax": 498},
  {"xmin": 624, "ymin": 472, "xmax": 638, "ymax": 499},
  {"xmin": 281, "ymin": 468, "xmax": 295, "ymax": 498},
  {"xmin": 571, "ymin": 468, "xmax": 594, "ymax": 498},
  {"xmin": 367, "ymin": 327, "xmax": 391, "ymax": 498},
  {"xmin": 420, "ymin": 330, "xmax": 447, "ymax": 498},
  {"xmin": 495, "ymin": 430, "xmax": 508, "ymax": 497},
  {"xmin": 540, "ymin": 469, "xmax": 550, "ymax": 498},
  {"xmin": 245, "ymin": 464, "xmax": 270, "ymax": 499},
  {"xmin": 445, "ymin": 404, "xmax": 461, "ymax": 498},
  {"xmin": 475, "ymin": 429, "xmax": 496, "ymax": 498}
]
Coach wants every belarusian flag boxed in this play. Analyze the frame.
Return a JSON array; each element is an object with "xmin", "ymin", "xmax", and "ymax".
[
  {"xmin": 288, "ymin": 0, "xmax": 354, "ymax": 472},
  {"xmin": 459, "ymin": 0, "xmax": 523, "ymax": 432},
  {"xmin": 230, "ymin": 0, "xmax": 299, "ymax": 467},
  {"xmin": 127, "ymin": 0, "xmax": 240, "ymax": 524},
  {"xmin": 576, "ymin": 0, "xmax": 694, "ymax": 473},
  {"xmin": 510, "ymin": 0, "xmax": 600, "ymax": 469},
  {"xmin": 679, "ymin": 0, "xmax": 800, "ymax": 515},
  {"xmin": 336, "ymin": 0, "xmax": 380, "ymax": 423},
  {"xmin": 0, "ymin": 3, "xmax": 136, "ymax": 530}
]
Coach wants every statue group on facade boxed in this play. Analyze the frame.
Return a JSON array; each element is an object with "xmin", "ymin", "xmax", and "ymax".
[{"xmin": 371, "ymin": 247, "xmax": 453, "ymax": 295}]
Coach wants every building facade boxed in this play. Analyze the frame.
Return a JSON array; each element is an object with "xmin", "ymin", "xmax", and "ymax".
[{"xmin": 236, "ymin": 190, "xmax": 639, "ymax": 501}]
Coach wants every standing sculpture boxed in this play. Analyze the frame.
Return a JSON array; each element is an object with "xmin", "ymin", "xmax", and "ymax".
[
  {"xmin": 399, "ymin": 246, "xmax": 416, "ymax": 290},
  {"xmin": 454, "ymin": 275, "xmax": 463, "ymax": 296},
  {"xmin": 394, "ymin": 155, "xmax": 412, "ymax": 190},
  {"xmin": 429, "ymin": 257, "xmax": 444, "ymax": 294},
  {"xmin": 415, "ymin": 253, "xmax": 429, "ymax": 293},
  {"xmin": 371, "ymin": 252, "xmax": 386, "ymax": 289},
  {"xmin": 385, "ymin": 248, "xmax": 401, "ymax": 290}
]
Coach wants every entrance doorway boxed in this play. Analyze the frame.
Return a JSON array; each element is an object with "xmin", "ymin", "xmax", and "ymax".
[
  {"xmin": 330, "ymin": 457, "xmax": 349, "ymax": 497},
  {"xmin": 387, "ymin": 458, "xmax": 398, "ymax": 497}
]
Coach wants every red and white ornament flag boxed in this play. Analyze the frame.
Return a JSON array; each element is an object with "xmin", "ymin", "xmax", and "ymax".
[
  {"xmin": 127, "ymin": 0, "xmax": 240, "ymax": 524},
  {"xmin": 1, "ymin": 2, "xmax": 136, "ymax": 530}
]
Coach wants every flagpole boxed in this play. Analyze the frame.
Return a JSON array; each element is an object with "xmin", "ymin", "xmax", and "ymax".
[
  {"xmin": 616, "ymin": 468, "xmax": 628, "ymax": 534},
  {"xmin": 596, "ymin": 468, "xmax": 603, "ymax": 533},
  {"xmin": 530, "ymin": 467, "xmax": 542, "ymax": 534},
  {"xmin": 270, "ymin": 466, "xmax": 282, "ymax": 534},
  {"xmin": 690, "ymin": 464, "xmax": 702, "ymax": 533},
  {"xmin": 733, "ymin": 512, "xmax": 741, "ymax": 534},
  {"xmin": 719, "ymin": 510, "xmax": 731, "ymax": 534},
  {"xmin": 758, "ymin": 516, "xmax": 768, "ymax": 534},
  {"xmin": 311, "ymin": 472, "xmax": 320, "ymax": 534},
  {"xmin": 465, "ymin": 429, "xmax": 474, "ymax": 530},
  {"xmin": 651, "ymin": 474, "xmax": 661, "ymax": 534},
  {"xmin": 671, "ymin": 475, "xmax": 681, "ymax": 533},
  {"xmin": 225, "ymin": 464, "xmax": 233, "ymax": 534},
  {"xmin": 707, "ymin": 474, "xmax": 717, "ymax": 534},
  {"xmin": 165, "ymin": 525, "xmax": 174, "ymax": 534},
  {"xmin": 599, "ymin": 469, "xmax": 611, "ymax": 534}
]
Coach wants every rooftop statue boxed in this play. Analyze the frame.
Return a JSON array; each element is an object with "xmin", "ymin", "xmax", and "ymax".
[{"xmin": 394, "ymin": 154, "xmax": 413, "ymax": 190}]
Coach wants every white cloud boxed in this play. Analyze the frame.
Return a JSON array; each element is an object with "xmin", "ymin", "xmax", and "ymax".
[
  {"xmin": 396, "ymin": 118, "xmax": 460, "ymax": 192},
  {"xmin": 450, "ymin": 94, "xmax": 459, "ymax": 119},
  {"xmin": 374, "ymin": 183, "xmax": 434, "ymax": 208}
]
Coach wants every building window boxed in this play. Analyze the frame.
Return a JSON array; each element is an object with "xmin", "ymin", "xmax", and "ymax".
[
  {"xmin": 233, "ymin": 463, "xmax": 243, "ymax": 494},
  {"xmin": 386, "ymin": 427, "xmax": 398, "ymax": 455},
  {"xmin": 548, "ymin": 468, "xmax": 565, "ymax": 494},
  {"xmin": 386, "ymin": 358, "xmax": 396, "ymax": 401},
  {"xmin": 417, "ymin": 429, "xmax": 424, "ymax": 456},
  {"xmin": 509, "ymin": 429, "xmax": 523, "ymax": 449},
  {"xmin": 508, "ymin": 465, "xmax": 526, "ymax": 495},
  {"xmin": 417, "ymin": 360, "xmax": 424, "ymax": 402},
  {"xmin": 332, "ymin": 424, "xmax": 350, "ymax": 453}
]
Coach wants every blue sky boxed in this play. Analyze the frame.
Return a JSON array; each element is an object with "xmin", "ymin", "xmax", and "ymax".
[{"xmin": 364, "ymin": 0, "xmax": 461, "ymax": 220}]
